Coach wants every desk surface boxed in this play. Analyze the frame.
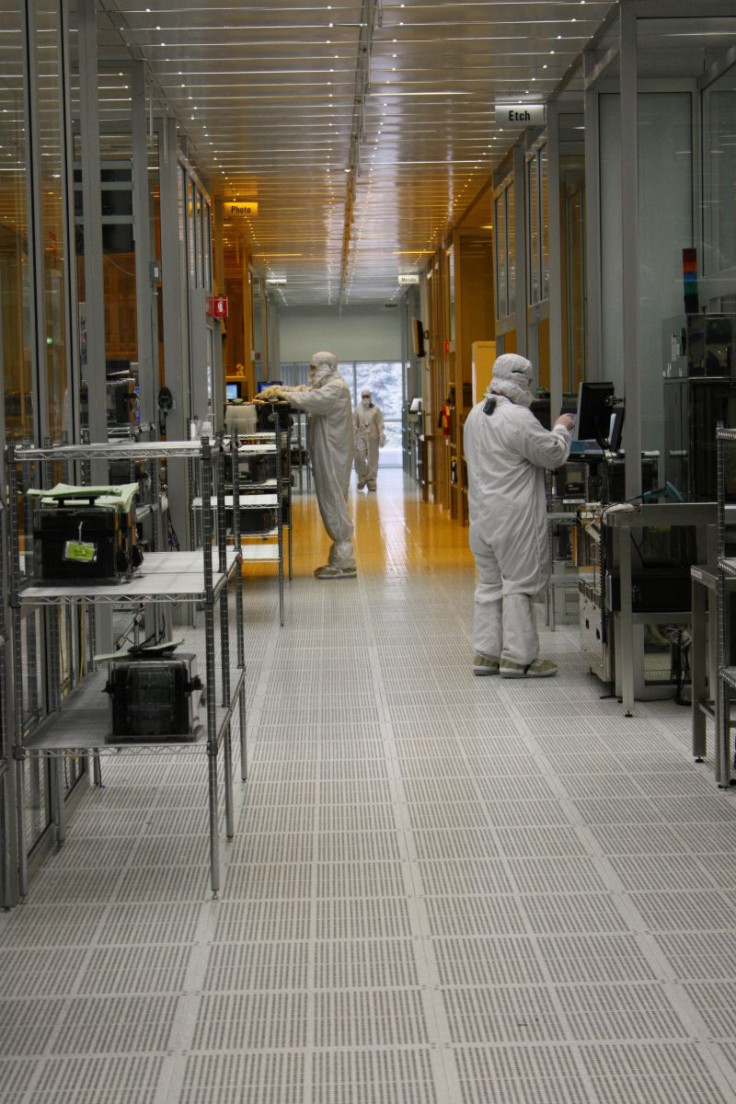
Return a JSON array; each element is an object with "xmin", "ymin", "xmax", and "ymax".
[{"xmin": 603, "ymin": 502, "xmax": 719, "ymax": 527}]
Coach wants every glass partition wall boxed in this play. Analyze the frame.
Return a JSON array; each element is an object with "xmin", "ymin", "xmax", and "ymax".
[
  {"xmin": 1, "ymin": 1, "xmax": 77, "ymax": 903},
  {"xmin": 2, "ymin": 8, "xmax": 36, "ymax": 443},
  {"xmin": 703, "ymin": 65, "xmax": 736, "ymax": 285},
  {"xmin": 0, "ymin": 1, "xmax": 30, "ymax": 909}
]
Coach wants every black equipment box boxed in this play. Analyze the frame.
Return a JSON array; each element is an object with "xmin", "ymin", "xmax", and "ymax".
[
  {"xmin": 224, "ymin": 453, "xmax": 269, "ymax": 488},
  {"xmin": 255, "ymin": 401, "xmax": 292, "ymax": 430},
  {"xmin": 105, "ymin": 653, "xmax": 203, "ymax": 741},
  {"xmin": 605, "ymin": 567, "xmax": 691, "ymax": 613},
  {"xmin": 35, "ymin": 504, "xmax": 142, "ymax": 583},
  {"xmin": 107, "ymin": 458, "xmax": 148, "ymax": 487},
  {"xmin": 239, "ymin": 506, "xmax": 278, "ymax": 534},
  {"xmin": 242, "ymin": 455, "xmax": 269, "ymax": 484}
]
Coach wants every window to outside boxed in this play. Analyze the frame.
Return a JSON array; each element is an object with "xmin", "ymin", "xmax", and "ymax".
[
  {"xmin": 355, "ymin": 362, "xmax": 402, "ymax": 466},
  {"xmin": 281, "ymin": 360, "xmax": 404, "ymax": 467}
]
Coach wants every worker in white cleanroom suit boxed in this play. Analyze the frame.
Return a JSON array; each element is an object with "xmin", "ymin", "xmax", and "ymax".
[
  {"xmin": 354, "ymin": 389, "xmax": 385, "ymax": 491},
  {"xmin": 463, "ymin": 353, "xmax": 574, "ymax": 678},
  {"xmin": 259, "ymin": 351, "xmax": 357, "ymax": 579}
]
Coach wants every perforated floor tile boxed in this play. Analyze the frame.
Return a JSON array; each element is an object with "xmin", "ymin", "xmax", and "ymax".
[
  {"xmin": 0, "ymin": 998, "xmax": 66, "ymax": 1057},
  {"xmin": 203, "ymin": 941, "xmax": 309, "ymax": 992},
  {"xmin": 192, "ymin": 991, "xmax": 309, "ymax": 1050},
  {"xmin": 313, "ymin": 989, "xmax": 430, "ymax": 1047},
  {"xmin": 495, "ymin": 826, "xmax": 589, "ymax": 858},
  {"xmin": 214, "ymin": 899, "xmax": 311, "ymax": 943},
  {"xmin": 0, "ymin": 1058, "xmax": 37, "ymax": 1101},
  {"xmin": 520, "ymin": 893, "xmax": 629, "ymax": 935},
  {"xmin": 555, "ymin": 982, "xmax": 689, "ymax": 1041},
  {"xmin": 424, "ymin": 895, "xmax": 526, "ymax": 937},
  {"xmin": 418, "ymin": 858, "xmax": 515, "ymax": 897},
  {"xmin": 313, "ymin": 937, "xmax": 420, "ymax": 989},
  {"xmin": 94, "ymin": 903, "xmax": 202, "ymax": 946},
  {"xmin": 630, "ymin": 891, "xmax": 736, "ymax": 932},
  {"xmin": 31, "ymin": 1055, "xmax": 166, "ymax": 1103},
  {"xmin": 411, "ymin": 828, "xmax": 501, "ymax": 861},
  {"xmin": 75, "ymin": 944, "xmax": 191, "ymax": 995},
  {"xmin": 432, "ymin": 936, "xmax": 543, "ymax": 988},
  {"xmin": 536, "ymin": 934, "xmax": 660, "ymax": 985},
  {"xmin": 180, "ymin": 1053, "xmax": 304, "ymax": 1104},
  {"xmin": 578, "ymin": 1042, "xmax": 735, "ymax": 1103},
  {"xmin": 453, "ymin": 1045, "xmax": 590, "ymax": 1104},
  {"xmin": 651, "ymin": 930, "xmax": 736, "ymax": 981},
  {"xmin": 682, "ymin": 982, "xmax": 736, "ymax": 1038},
  {"xmin": 442, "ymin": 986, "xmax": 567, "ymax": 1044},
  {"xmin": 311, "ymin": 1049, "xmax": 439, "ymax": 1104},
  {"xmin": 51, "ymin": 995, "xmax": 178, "ymax": 1054},
  {"xmin": 0, "ymin": 947, "xmax": 84, "ymax": 998}
]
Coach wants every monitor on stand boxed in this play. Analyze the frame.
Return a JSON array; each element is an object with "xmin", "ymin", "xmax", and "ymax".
[{"xmin": 573, "ymin": 381, "xmax": 616, "ymax": 449}]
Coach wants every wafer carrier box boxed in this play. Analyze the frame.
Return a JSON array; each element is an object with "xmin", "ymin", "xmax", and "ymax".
[
  {"xmin": 97, "ymin": 639, "xmax": 204, "ymax": 743},
  {"xmin": 32, "ymin": 482, "xmax": 143, "ymax": 584}
]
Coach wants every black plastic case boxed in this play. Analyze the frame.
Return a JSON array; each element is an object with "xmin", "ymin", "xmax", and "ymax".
[
  {"xmin": 34, "ymin": 505, "xmax": 140, "ymax": 583},
  {"xmin": 105, "ymin": 654, "xmax": 203, "ymax": 741}
]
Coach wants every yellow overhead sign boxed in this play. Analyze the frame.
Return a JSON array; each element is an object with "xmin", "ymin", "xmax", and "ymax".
[{"xmin": 225, "ymin": 201, "xmax": 259, "ymax": 217}]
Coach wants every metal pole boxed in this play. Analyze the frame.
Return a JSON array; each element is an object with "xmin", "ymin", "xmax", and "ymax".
[{"xmin": 620, "ymin": 3, "xmax": 642, "ymax": 500}]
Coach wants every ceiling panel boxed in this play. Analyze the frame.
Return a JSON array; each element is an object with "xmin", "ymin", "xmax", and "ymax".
[{"xmin": 61, "ymin": 2, "xmax": 733, "ymax": 307}]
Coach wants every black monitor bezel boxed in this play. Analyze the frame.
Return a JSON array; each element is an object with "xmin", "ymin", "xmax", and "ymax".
[{"xmin": 574, "ymin": 381, "xmax": 616, "ymax": 445}]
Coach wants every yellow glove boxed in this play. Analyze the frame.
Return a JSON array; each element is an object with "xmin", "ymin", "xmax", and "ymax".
[{"xmin": 256, "ymin": 386, "xmax": 286, "ymax": 402}]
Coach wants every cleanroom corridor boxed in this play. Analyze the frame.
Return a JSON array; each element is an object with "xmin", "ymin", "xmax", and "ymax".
[{"xmin": 2, "ymin": 472, "xmax": 736, "ymax": 1103}]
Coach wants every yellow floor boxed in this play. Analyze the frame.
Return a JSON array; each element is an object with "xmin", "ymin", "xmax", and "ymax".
[{"xmin": 267, "ymin": 467, "xmax": 475, "ymax": 579}]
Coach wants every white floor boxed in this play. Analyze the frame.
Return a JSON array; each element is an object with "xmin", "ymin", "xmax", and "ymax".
[{"xmin": 3, "ymin": 475, "xmax": 736, "ymax": 1102}]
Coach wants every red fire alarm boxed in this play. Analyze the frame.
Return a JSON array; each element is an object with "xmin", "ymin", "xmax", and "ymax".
[{"xmin": 207, "ymin": 295, "xmax": 229, "ymax": 319}]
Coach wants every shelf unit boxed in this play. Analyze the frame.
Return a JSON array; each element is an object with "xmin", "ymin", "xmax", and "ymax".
[
  {"xmin": 6, "ymin": 438, "xmax": 246, "ymax": 899},
  {"xmin": 290, "ymin": 410, "xmax": 311, "ymax": 494},
  {"xmin": 231, "ymin": 425, "xmax": 292, "ymax": 627}
]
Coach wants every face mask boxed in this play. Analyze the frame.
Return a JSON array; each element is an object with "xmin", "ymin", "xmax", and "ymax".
[{"xmin": 362, "ymin": 397, "xmax": 370, "ymax": 407}]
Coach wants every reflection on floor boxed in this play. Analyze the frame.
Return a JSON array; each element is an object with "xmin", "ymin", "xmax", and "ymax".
[{"xmin": 3, "ymin": 469, "xmax": 736, "ymax": 1102}]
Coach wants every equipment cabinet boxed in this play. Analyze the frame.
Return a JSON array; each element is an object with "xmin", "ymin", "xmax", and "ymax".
[
  {"xmin": 715, "ymin": 428, "xmax": 736, "ymax": 786},
  {"xmin": 6, "ymin": 439, "xmax": 246, "ymax": 899}
]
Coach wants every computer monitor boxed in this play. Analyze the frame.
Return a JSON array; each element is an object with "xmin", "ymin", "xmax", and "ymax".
[
  {"xmin": 608, "ymin": 405, "xmax": 625, "ymax": 453},
  {"xmin": 226, "ymin": 381, "xmax": 241, "ymax": 401},
  {"xmin": 412, "ymin": 319, "xmax": 426, "ymax": 359},
  {"xmin": 573, "ymin": 381, "xmax": 615, "ymax": 445}
]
